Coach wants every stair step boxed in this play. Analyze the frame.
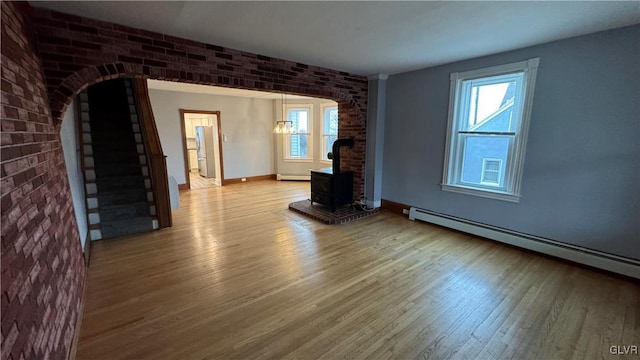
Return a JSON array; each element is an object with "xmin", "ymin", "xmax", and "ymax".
[
  {"xmin": 90, "ymin": 132, "xmax": 137, "ymax": 142},
  {"xmin": 95, "ymin": 163, "xmax": 143, "ymax": 177},
  {"xmin": 88, "ymin": 114, "xmax": 131, "ymax": 123},
  {"xmin": 100, "ymin": 201, "xmax": 151, "ymax": 222},
  {"xmin": 98, "ymin": 189, "xmax": 148, "ymax": 206},
  {"xmin": 92, "ymin": 152, "xmax": 140, "ymax": 165},
  {"xmin": 88, "ymin": 111, "xmax": 132, "ymax": 118},
  {"xmin": 90, "ymin": 139, "xmax": 137, "ymax": 147},
  {"xmin": 91, "ymin": 143, "xmax": 138, "ymax": 156},
  {"xmin": 89, "ymin": 115, "xmax": 132, "ymax": 122},
  {"xmin": 96, "ymin": 175, "xmax": 145, "ymax": 192},
  {"xmin": 100, "ymin": 216, "xmax": 155, "ymax": 239},
  {"xmin": 89, "ymin": 123, "xmax": 135, "ymax": 133}
]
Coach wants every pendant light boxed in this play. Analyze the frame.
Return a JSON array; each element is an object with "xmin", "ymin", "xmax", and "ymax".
[{"xmin": 273, "ymin": 93, "xmax": 293, "ymax": 134}]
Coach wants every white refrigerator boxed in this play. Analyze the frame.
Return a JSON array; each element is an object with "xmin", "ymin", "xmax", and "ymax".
[{"xmin": 195, "ymin": 126, "xmax": 216, "ymax": 178}]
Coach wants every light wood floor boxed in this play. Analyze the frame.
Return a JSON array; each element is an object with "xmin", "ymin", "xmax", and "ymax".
[
  {"xmin": 189, "ymin": 170, "xmax": 219, "ymax": 190},
  {"xmin": 77, "ymin": 181, "xmax": 640, "ymax": 360}
]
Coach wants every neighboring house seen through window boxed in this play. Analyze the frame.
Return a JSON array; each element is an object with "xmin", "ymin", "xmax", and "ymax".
[
  {"xmin": 442, "ymin": 58, "xmax": 539, "ymax": 202},
  {"xmin": 321, "ymin": 105, "xmax": 338, "ymax": 161},
  {"xmin": 481, "ymin": 158, "xmax": 502, "ymax": 186}
]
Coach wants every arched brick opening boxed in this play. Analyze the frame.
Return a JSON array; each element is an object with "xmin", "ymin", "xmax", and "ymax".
[
  {"xmin": 48, "ymin": 64, "xmax": 367, "ymax": 197},
  {"xmin": 49, "ymin": 64, "xmax": 366, "ymax": 125},
  {"xmin": 32, "ymin": 7, "xmax": 369, "ymax": 198}
]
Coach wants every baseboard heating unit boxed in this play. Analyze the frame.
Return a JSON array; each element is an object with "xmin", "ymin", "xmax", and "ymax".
[
  {"xmin": 277, "ymin": 174, "xmax": 311, "ymax": 181},
  {"xmin": 408, "ymin": 207, "xmax": 640, "ymax": 279}
]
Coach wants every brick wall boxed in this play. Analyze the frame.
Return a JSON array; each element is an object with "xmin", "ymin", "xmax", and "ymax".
[
  {"xmin": 29, "ymin": 7, "xmax": 369, "ymax": 198},
  {"xmin": 1, "ymin": 2, "xmax": 86, "ymax": 360}
]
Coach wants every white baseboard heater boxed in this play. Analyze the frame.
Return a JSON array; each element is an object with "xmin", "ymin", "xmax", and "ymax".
[
  {"xmin": 408, "ymin": 207, "xmax": 640, "ymax": 279},
  {"xmin": 277, "ymin": 174, "xmax": 311, "ymax": 181}
]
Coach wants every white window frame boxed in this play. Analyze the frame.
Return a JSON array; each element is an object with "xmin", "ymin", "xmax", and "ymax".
[
  {"xmin": 320, "ymin": 103, "xmax": 338, "ymax": 163},
  {"xmin": 441, "ymin": 58, "xmax": 539, "ymax": 202},
  {"xmin": 283, "ymin": 104, "xmax": 313, "ymax": 162}
]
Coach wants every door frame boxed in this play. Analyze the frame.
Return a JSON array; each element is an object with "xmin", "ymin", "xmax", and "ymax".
[{"xmin": 179, "ymin": 109, "xmax": 225, "ymax": 189}]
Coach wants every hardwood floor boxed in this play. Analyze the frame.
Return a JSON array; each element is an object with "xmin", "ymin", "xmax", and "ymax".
[
  {"xmin": 77, "ymin": 181, "xmax": 640, "ymax": 360},
  {"xmin": 189, "ymin": 170, "xmax": 219, "ymax": 190}
]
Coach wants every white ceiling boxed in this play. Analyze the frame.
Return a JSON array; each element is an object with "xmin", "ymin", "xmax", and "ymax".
[{"xmin": 32, "ymin": 1, "xmax": 640, "ymax": 75}]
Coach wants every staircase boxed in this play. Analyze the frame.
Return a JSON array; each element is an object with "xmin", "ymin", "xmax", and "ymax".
[{"xmin": 82, "ymin": 78, "xmax": 158, "ymax": 240}]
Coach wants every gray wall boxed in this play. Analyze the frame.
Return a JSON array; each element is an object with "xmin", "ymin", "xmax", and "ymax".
[
  {"xmin": 383, "ymin": 25, "xmax": 640, "ymax": 260},
  {"xmin": 60, "ymin": 97, "xmax": 88, "ymax": 249},
  {"xmin": 148, "ymin": 89, "xmax": 275, "ymax": 183}
]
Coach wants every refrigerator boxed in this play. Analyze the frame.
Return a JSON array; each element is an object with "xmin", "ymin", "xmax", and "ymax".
[{"xmin": 195, "ymin": 126, "xmax": 216, "ymax": 178}]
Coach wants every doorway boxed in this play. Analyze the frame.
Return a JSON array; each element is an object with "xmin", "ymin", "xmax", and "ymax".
[{"xmin": 180, "ymin": 109, "xmax": 224, "ymax": 190}]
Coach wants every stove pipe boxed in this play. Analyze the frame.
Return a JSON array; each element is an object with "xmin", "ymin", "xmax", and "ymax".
[{"xmin": 327, "ymin": 138, "xmax": 354, "ymax": 174}]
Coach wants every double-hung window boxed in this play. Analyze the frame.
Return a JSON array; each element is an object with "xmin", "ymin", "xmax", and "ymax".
[
  {"xmin": 442, "ymin": 58, "xmax": 539, "ymax": 202},
  {"xmin": 283, "ymin": 105, "xmax": 313, "ymax": 161},
  {"xmin": 321, "ymin": 104, "xmax": 338, "ymax": 161}
]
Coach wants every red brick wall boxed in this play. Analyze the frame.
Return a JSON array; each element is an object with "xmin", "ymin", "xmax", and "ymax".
[
  {"xmin": 30, "ymin": 7, "xmax": 369, "ymax": 198},
  {"xmin": 1, "ymin": 2, "xmax": 86, "ymax": 360}
]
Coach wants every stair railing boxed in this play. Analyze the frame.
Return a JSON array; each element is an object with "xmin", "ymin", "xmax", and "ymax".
[{"xmin": 131, "ymin": 78, "xmax": 172, "ymax": 228}]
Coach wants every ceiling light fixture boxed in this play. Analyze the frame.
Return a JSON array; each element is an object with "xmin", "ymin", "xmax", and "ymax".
[{"xmin": 273, "ymin": 93, "xmax": 293, "ymax": 134}]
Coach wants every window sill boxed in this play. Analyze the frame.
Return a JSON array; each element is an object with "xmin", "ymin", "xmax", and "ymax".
[
  {"xmin": 319, "ymin": 159, "xmax": 332, "ymax": 164},
  {"xmin": 441, "ymin": 184, "xmax": 520, "ymax": 203},
  {"xmin": 283, "ymin": 158, "xmax": 314, "ymax": 163}
]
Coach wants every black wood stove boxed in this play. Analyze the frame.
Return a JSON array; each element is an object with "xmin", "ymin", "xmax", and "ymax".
[{"xmin": 310, "ymin": 138, "xmax": 354, "ymax": 211}]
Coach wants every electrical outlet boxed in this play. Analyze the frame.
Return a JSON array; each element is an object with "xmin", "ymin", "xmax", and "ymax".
[
  {"xmin": 402, "ymin": 208, "xmax": 409, "ymax": 214},
  {"xmin": 241, "ymin": 177, "xmax": 247, "ymax": 182}
]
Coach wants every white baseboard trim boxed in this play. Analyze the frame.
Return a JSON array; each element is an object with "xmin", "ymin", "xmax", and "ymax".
[
  {"xmin": 408, "ymin": 207, "xmax": 640, "ymax": 279},
  {"xmin": 277, "ymin": 174, "xmax": 311, "ymax": 181}
]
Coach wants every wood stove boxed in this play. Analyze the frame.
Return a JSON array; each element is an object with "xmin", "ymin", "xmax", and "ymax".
[{"xmin": 310, "ymin": 138, "xmax": 354, "ymax": 211}]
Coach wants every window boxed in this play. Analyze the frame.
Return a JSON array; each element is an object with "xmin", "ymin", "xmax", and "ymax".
[
  {"xmin": 283, "ymin": 105, "xmax": 313, "ymax": 160},
  {"xmin": 442, "ymin": 58, "xmax": 539, "ymax": 202},
  {"xmin": 321, "ymin": 105, "xmax": 338, "ymax": 161}
]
